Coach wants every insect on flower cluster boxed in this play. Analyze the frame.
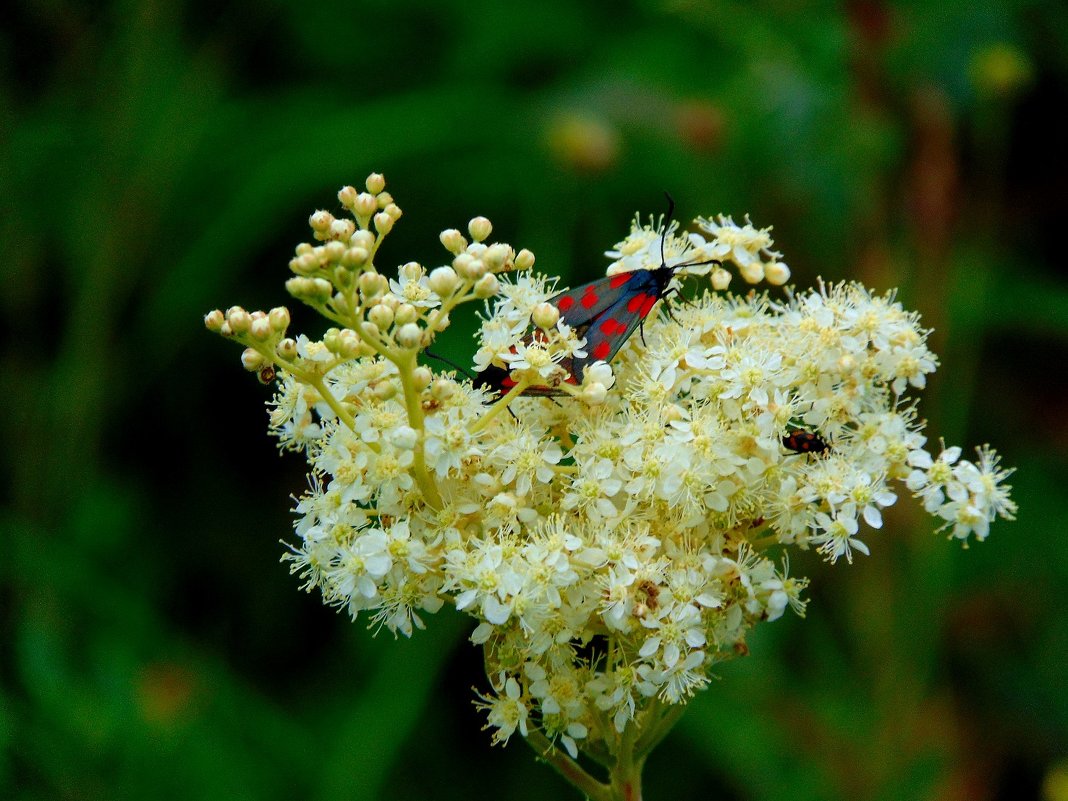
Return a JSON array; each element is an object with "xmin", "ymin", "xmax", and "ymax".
[{"xmin": 205, "ymin": 174, "xmax": 1016, "ymax": 765}]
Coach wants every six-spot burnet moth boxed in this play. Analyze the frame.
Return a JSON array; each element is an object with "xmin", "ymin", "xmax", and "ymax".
[
  {"xmin": 782, "ymin": 429, "xmax": 830, "ymax": 455},
  {"xmin": 476, "ymin": 195, "xmax": 717, "ymax": 396}
]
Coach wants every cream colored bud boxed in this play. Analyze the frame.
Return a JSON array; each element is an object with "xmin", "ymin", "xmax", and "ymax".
[
  {"xmin": 412, "ymin": 366, "xmax": 433, "ymax": 389},
  {"xmin": 455, "ymin": 255, "xmax": 486, "ymax": 280},
  {"xmin": 373, "ymin": 212, "xmax": 394, "ymax": 234},
  {"xmin": 350, "ymin": 230, "xmax": 375, "ymax": 251},
  {"xmin": 439, "ymin": 229, "xmax": 467, "ymax": 254},
  {"xmin": 204, "ymin": 309, "xmax": 225, "ymax": 332},
  {"xmin": 288, "ymin": 254, "xmax": 311, "ymax": 275},
  {"xmin": 582, "ymin": 382, "xmax": 608, "ymax": 405},
  {"xmin": 295, "ymin": 242, "xmax": 313, "ymax": 256},
  {"xmin": 365, "ymin": 173, "xmax": 386, "ymax": 194},
  {"xmin": 309, "ymin": 210, "xmax": 334, "ymax": 232},
  {"xmin": 740, "ymin": 261, "xmax": 765, "ymax": 284},
  {"xmin": 269, "ymin": 307, "xmax": 290, "ymax": 332},
  {"xmin": 322, "ymin": 240, "xmax": 345, "ymax": 262},
  {"xmin": 339, "ymin": 331, "xmax": 361, "ymax": 358},
  {"xmin": 373, "ymin": 380, "xmax": 398, "ymax": 401},
  {"xmin": 324, "ymin": 328, "xmax": 341, "ymax": 352},
  {"xmin": 532, "ymin": 302, "xmax": 560, "ymax": 329},
  {"xmin": 394, "ymin": 303, "xmax": 418, "ymax": 325},
  {"xmin": 250, "ymin": 316, "xmax": 272, "ymax": 341},
  {"xmin": 226, "ymin": 307, "xmax": 251, "ymax": 335},
  {"xmin": 361, "ymin": 321, "xmax": 380, "ymax": 339},
  {"xmin": 219, "ymin": 322, "xmax": 232, "ymax": 337},
  {"xmin": 432, "ymin": 378, "xmax": 457, "ymax": 400},
  {"xmin": 473, "ymin": 273, "xmax": 500, "ymax": 298},
  {"xmin": 338, "ymin": 185, "xmax": 358, "ymax": 209},
  {"xmin": 311, "ymin": 278, "xmax": 333, "ymax": 300},
  {"xmin": 432, "ymin": 312, "xmax": 450, "ymax": 332},
  {"xmin": 484, "ymin": 243, "xmax": 511, "ymax": 270},
  {"xmin": 391, "ymin": 425, "xmax": 419, "ymax": 450},
  {"xmin": 384, "ymin": 203, "xmax": 402, "ymax": 221},
  {"xmin": 368, "ymin": 303, "xmax": 395, "ymax": 329},
  {"xmin": 376, "ymin": 191, "xmax": 394, "ymax": 208},
  {"xmin": 241, "ymin": 347, "xmax": 265, "ymax": 371},
  {"xmin": 380, "ymin": 293, "xmax": 400, "ymax": 311},
  {"xmin": 428, "ymin": 266, "xmax": 459, "ymax": 296},
  {"xmin": 277, "ymin": 337, "xmax": 297, "ymax": 359},
  {"xmin": 515, "ymin": 248, "xmax": 535, "ymax": 270},
  {"xmin": 329, "ymin": 219, "xmax": 355, "ymax": 241},
  {"xmin": 468, "ymin": 216, "xmax": 492, "ymax": 242},
  {"xmin": 354, "ymin": 192, "xmax": 377, "ymax": 217},
  {"xmin": 395, "ymin": 323, "xmax": 422, "ymax": 349},
  {"xmin": 764, "ymin": 261, "xmax": 791, "ymax": 286},
  {"xmin": 332, "ymin": 292, "xmax": 350, "ymax": 316},
  {"xmin": 711, "ymin": 267, "xmax": 732, "ymax": 291},
  {"xmin": 342, "ymin": 247, "xmax": 368, "ymax": 268},
  {"xmin": 399, "ymin": 261, "xmax": 424, "ymax": 281},
  {"xmin": 285, "ymin": 277, "xmax": 305, "ymax": 297},
  {"xmin": 358, "ymin": 271, "xmax": 387, "ymax": 299}
]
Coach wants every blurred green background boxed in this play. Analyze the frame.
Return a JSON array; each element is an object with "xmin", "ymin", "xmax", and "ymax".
[{"xmin": 3, "ymin": 1, "xmax": 1067, "ymax": 799}]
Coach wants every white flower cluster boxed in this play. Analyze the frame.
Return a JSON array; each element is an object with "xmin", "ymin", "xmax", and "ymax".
[{"xmin": 206, "ymin": 176, "xmax": 1015, "ymax": 763}]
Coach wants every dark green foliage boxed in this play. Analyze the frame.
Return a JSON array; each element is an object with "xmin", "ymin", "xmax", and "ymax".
[{"xmin": 3, "ymin": 1, "xmax": 1066, "ymax": 798}]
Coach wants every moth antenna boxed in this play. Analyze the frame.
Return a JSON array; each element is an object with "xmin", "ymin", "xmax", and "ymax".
[
  {"xmin": 661, "ymin": 191, "xmax": 676, "ymax": 269},
  {"xmin": 424, "ymin": 349, "xmax": 477, "ymax": 381}
]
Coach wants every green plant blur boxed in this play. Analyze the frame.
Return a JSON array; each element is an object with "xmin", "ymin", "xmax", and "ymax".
[{"xmin": 3, "ymin": 1, "xmax": 1066, "ymax": 799}]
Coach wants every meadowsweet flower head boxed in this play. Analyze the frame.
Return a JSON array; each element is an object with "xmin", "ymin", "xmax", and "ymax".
[{"xmin": 207, "ymin": 174, "xmax": 1016, "ymax": 798}]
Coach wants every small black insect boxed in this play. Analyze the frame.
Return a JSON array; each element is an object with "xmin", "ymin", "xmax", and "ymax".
[{"xmin": 782, "ymin": 429, "xmax": 830, "ymax": 455}]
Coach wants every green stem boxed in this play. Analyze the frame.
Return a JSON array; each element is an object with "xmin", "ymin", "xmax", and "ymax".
[
  {"xmin": 524, "ymin": 730, "xmax": 612, "ymax": 801},
  {"xmin": 469, "ymin": 379, "xmax": 529, "ymax": 435},
  {"xmin": 395, "ymin": 350, "xmax": 443, "ymax": 510}
]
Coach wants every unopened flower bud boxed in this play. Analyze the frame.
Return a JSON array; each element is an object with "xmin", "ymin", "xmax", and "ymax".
[
  {"xmin": 373, "ymin": 380, "xmax": 397, "ymax": 400},
  {"xmin": 250, "ymin": 316, "xmax": 272, "ymax": 341},
  {"xmin": 373, "ymin": 212, "xmax": 394, "ymax": 234},
  {"xmin": 350, "ymin": 230, "xmax": 375, "ymax": 251},
  {"xmin": 432, "ymin": 378, "xmax": 457, "ymax": 400},
  {"xmin": 439, "ymin": 229, "xmax": 467, "ymax": 254},
  {"xmin": 342, "ymin": 247, "xmax": 368, "ymax": 268},
  {"xmin": 359, "ymin": 271, "xmax": 387, "ymax": 299},
  {"xmin": 204, "ymin": 309, "xmax": 225, "ymax": 332},
  {"xmin": 329, "ymin": 219, "xmax": 355, "ymax": 241},
  {"xmin": 337, "ymin": 185, "xmax": 358, "ymax": 209},
  {"xmin": 468, "ymin": 216, "xmax": 492, "ymax": 242},
  {"xmin": 582, "ymin": 382, "xmax": 608, "ymax": 405},
  {"xmin": 394, "ymin": 304, "xmax": 418, "ymax": 325},
  {"xmin": 361, "ymin": 321, "xmax": 380, "ymax": 339},
  {"xmin": 309, "ymin": 210, "xmax": 334, "ymax": 233},
  {"xmin": 354, "ymin": 192, "xmax": 377, "ymax": 217},
  {"xmin": 368, "ymin": 303, "xmax": 395, "ymax": 329},
  {"xmin": 532, "ymin": 302, "xmax": 560, "ymax": 329},
  {"xmin": 455, "ymin": 255, "xmax": 486, "ymax": 280},
  {"xmin": 764, "ymin": 261, "xmax": 791, "ymax": 286},
  {"xmin": 227, "ymin": 307, "xmax": 251, "ymax": 335},
  {"xmin": 365, "ymin": 173, "xmax": 386, "ymax": 194},
  {"xmin": 384, "ymin": 203, "xmax": 402, "ymax": 221},
  {"xmin": 269, "ymin": 307, "xmax": 290, "ymax": 332},
  {"xmin": 515, "ymin": 248, "xmax": 535, "ymax": 270},
  {"xmin": 711, "ymin": 267, "xmax": 732, "ymax": 291},
  {"xmin": 277, "ymin": 337, "xmax": 297, "ymax": 359},
  {"xmin": 474, "ymin": 273, "xmax": 500, "ymax": 298},
  {"xmin": 428, "ymin": 266, "xmax": 459, "ymax": 296},
  {"xmin": 324, "ymin": 328, "xmax": 341, "ymax": 352},
  {"xmin": 484, "ymin": 243, "xmax": 511, "ymax": 270},
  {"xmin": 311, "ymin": 278, "xmax": 333, "ymax": 300},
  {"xmin": 740, "ymin": 261, "xmax": 765, "ymax": 284},
  {"xmin": 376, "ymin": 192, "xmax": 394, "ymax": 208},
  {"xmin": 392, "ymin": 425, "xmax": 419, "ymax": 450},
  {"xmin": 412, "ymin": 366, "xmax": 433, "ymax": 389},
  {"xmin": 322, "ymin": 241, "xmax": 345, "ymax": 262},
  {"xmin": 241, "ymin": 347, "xmax": 265, "ymax": 371},
  {"xmin": 395, "ymin": 322, "xmax": 422, "ymax": 349},
  {"xmin": 339, "ymin": 330, "xmax": 361, "ymax": 358}
]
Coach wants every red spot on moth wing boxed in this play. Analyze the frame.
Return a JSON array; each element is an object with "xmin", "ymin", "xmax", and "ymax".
[
  {"xmin": 599, "ymin": 316, "xmax": 622, "ymax": 334},
  {"xmin": 503, "ymin": 376, "xmax": 516, "ymax": 387},
  {"xmin": 581, "ymin": 288, "xmax": 601, "ymax": 308},
  {"xmin": 626, "ymin": 293, "xmax": 648, "ymax": 313},
  {"xmin": 592, "ymin": 341, "xmax": 611, "ymax": 360},
  {"xmin": 609, "ymin": 273, "xmax": 632, "ymax": 288},
  {"xmin": 557, "ymin": 296, "xmax": 575, "ymax": 312},
  {"xmin": 639, "ymin": 294, "xmax": 658, "ymax": 317}
]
